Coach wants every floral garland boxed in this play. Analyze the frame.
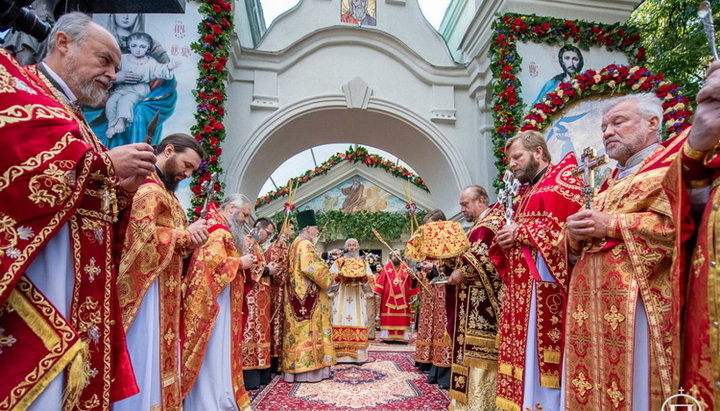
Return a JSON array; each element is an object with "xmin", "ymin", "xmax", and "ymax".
[
  {"xmin": 270, "ymin": 210, "xmax": 428, "ymax": 242},
  {"xmin": 187, "ymin": 0, "xmax": 233, "ymax": 218},
  {"xmin": 490, "ymin": 13, "xmax": 645, "ymax": 190},
  {"xmin": 255, "ymin": 145, "xmax": 428, "ymax": 208},
  {"xmin": 521, "ymin": 64, "xmax": 692, "ymax": 138}
]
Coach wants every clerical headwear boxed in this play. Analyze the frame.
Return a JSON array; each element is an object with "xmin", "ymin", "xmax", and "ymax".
[{"xmin": 296, "ymin": 209, "xmax": 317, "ymax": 230}]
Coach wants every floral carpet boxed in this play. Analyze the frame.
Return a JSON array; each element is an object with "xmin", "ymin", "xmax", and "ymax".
[{"xmin": 250, "ymin": 350, "xmax": 450, "ymax": 410}]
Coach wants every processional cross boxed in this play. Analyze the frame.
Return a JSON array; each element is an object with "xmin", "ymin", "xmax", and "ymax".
[
  {"xmin": 571, "ymin": 147, "xmax": 608, "ymax": 209},
  {"xmin": 497, "ymin": 170, "xmax": 520, "ymax": 223},
  {"xmin": 200, "ymin": 172, "xmax": 219, "ymax": 218}
]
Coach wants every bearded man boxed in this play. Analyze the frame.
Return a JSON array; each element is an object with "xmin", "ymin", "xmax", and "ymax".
[
  {"xmin": 490, "ymin": 131, "xmax": 583, "ymax": 411},
  {"xmin": 182, "ymin": 194, "xmax": 254, "ymax": 411},
  {"xmin": 242, "ymin": 217, "xmax": 279, "ymax": 390},
  {"xmin": 115, "ymin": 134, "xmax": 209, "ymax": 410},
  {"xmin": 282, "ymin": 210, "xmax": 336, "ymax": 382},
  {"xmin": 0, "ymin": 12, "xmax": 157, "ymax": 409},
  {"xmin": 564, "ymin": 94, "xmax": 692, "ymax": 410},
  {"xmin": 329, "ymin": 238, "xmax": 373, "ymax": 363}
]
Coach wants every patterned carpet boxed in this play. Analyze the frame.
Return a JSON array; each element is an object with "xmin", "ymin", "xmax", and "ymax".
[{"xmin": 250, "ymin": 349, "xmax": 449, "ymax": 410}]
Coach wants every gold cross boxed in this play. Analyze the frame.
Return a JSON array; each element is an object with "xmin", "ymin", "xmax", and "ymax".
[
  {"xmin": 571, "ymin": 147, "xmax": 608, "ymax": 209},
  {"xmin": 603, "ymin": 305, "xmax": 625, "ymax": 331}
]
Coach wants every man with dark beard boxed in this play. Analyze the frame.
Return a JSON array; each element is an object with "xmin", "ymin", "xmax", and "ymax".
[
  {"xmin": 116, "ymin": 133, "xmax": 209, "ymax": 410},
  {"xmin": 0, "ymin": 12, "xmax": 156, "ymax": 409},
  {"xmin": 182, "ymin": 194, "xmax": 254, "ymax": 411},
  {"xmin": 490, "ymin": 130, "xmax": 583, "ymax": 411}
]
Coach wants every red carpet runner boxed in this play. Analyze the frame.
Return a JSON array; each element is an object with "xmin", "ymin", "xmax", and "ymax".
[{"xmin": 250, "ymin": 351, "xmax": 450, "ymax": 410}]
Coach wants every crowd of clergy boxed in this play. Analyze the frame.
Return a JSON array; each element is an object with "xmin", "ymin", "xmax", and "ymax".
[{"xmin": 2, "ymin": 10, "xmax": 720, "ymax": 411}]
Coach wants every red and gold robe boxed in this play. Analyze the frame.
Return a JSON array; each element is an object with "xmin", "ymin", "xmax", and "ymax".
[
  {"xmin": 180, "ymin": 203, "xmax": 249, "ymax": 409},
  {"xmin": 265, "ymin": 236, "xmax": 290, "ymax": 362},
  {"xmin": 448, "ymin": 206, "xmax": 504, "ymax": 409},
  {"xmin": 373, "ymin": 261, "xmax": 418, "ymax": 340},
  {"xmin": 415, "ymin": 273, "xmax": 452, "ymax": 370},
  {"xmin": 116, "ymin": 170, "xmax": 190, "ymax": 410},
  {"xmin": 564, "ymin": 135, "xmax": 691, "ymax": 410},
  {"xmin": 490, "ymin": 153, "xmax": 583, "ymax": 411},
  {"xmin": 241, "ymin": 236, "xmax": 272, "ymax": 371},
  {"xmin": 677, "ymin": 134, "xmax": 719, "ymax": 409},
  {"xmin": 0, "ymin": 49, "xmax": 136, "ymax": 409},
  {"xmin": 282, "ymin": 236, "xmax": 335, "ymax": 373}
]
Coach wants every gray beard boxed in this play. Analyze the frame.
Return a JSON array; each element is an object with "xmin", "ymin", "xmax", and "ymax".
[
  {"xmin": 226, "ymin": 216, "xmax": 247, "ymax": 254},
  {"xmin": 345, "ymin": 251, "xmax": 360, "ymax": 258}
]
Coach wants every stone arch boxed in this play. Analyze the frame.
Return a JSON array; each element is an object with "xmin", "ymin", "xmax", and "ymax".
[{"xmin": 223, "ymin": 96, "xmax": 472, "ymax": 214}]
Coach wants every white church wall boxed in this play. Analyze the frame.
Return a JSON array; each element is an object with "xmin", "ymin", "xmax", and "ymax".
[{"xmin": 257, "ymin": 0, "xmax": 455, "ymax": 67}]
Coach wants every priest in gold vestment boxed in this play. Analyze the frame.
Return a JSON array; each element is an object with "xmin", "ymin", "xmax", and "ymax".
[
  {"xmin": 181, "ymin": 195, "xmax": 254, "ymax": 411},
  {"xmin": 116, "ymin": 134, "xmax": 209, "ymax": 410},
  {"xmin": 328, "ymin": 238, "xmax": 373, "ymax": 363},
  {"xmin": 282, "ymin": 209, "xmax": 336, "ymax": 382},
  {"xmin": 564, "ymin": 94, "xmax": 689, "ymax": 410}
]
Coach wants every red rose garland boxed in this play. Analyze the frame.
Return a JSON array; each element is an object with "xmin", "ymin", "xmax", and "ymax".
[
  {"xmin": 521, "ymin": 64, "xmax": 691, "ymax": 138},
  {"xmin": 255, "ymin": 146, "xmax": 429, "ymax": 209},
  {"xmin": 490, "ymin": 13, "xmax": 645, "ymax": 190},
  {"xmin": 188, "ymin": 0, "xmax": 233, "ymax": 219}
]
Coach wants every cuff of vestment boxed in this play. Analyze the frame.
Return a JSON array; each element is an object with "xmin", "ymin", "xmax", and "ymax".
[{"xmin": 606, "ymin": 214, "xmax": 621, "ymax": 239}]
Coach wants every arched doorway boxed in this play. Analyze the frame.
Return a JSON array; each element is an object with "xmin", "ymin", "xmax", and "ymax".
[{"xmin": 223, "ymin": 98, "xmax": 472, "ymax": 216}]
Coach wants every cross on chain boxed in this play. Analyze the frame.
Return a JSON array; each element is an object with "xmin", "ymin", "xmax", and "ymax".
[
  {"xmin": 571, "ymin": 147, "xmax": 608, "ymax": 209},
  {"xmin": 498, "ymin": 170, "xmax": 520, "ymax": 223}
]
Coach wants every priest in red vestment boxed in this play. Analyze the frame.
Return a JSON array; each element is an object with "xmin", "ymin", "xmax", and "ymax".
[
  {"xmin": 445, "ymin": 186, "xmax": 504, "ymax": 410},
  {"xmin": 564, "ymin": 94, "xmax": 693, "ymax": 410},
  {"xmin": 0, "ymin": 13, "xmax": 156, "ymax": 410},
  {"xmin": 242, "ymin": 217, "xmax": 278, "ymax": 390},
  {"xmin": 374, "ymin": 253, "xmax": 418, "ymax": 343},
  {"xmin": 490, "ymin": 131, "xmax": 583, "ymax": 411},
  {"xmin": 677, "ymin": 61, "xmax": 720, "ymax": 410},
  {"xmin": 115, "ymin": 134, "xmax": 208, "ymax": 410},
  {"xmin": 182, "ymin": 196, "xmax": 254, "ymax": 411},
  {"xmin": 265, "ymin": 222, "xmax": 293, "ymax": 374}
]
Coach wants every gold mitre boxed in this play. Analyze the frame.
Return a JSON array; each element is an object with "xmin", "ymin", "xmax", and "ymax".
[
  {"xmin": 404, "ymin": 221, "xmax": 470, "ymax": 261},
  {"xmin": 337, "ymin": 257, "xmax": 367, "ymax": 279}
]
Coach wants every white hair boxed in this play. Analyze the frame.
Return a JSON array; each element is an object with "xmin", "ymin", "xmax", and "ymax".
[
  {"xmin": 603, "ymin": 93, "xmax": 663, "ymax": 139},
  {"xmin": 220, "ymin": 193, "xmax": 252, "ymax": 254},
  {"xmin": 220, "ymin": 193, "xmax": 252, "ymax": 211},
  {"xmin": 45, "ymin": 12, "xmax": 93, "ymax": 57},
  {"xmin": 345, "ymin": 238, "xmax": 359, "ymax": 248}
]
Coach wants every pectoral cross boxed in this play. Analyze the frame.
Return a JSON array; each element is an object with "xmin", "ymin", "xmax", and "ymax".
[
  {"xmin": 200, "ymin": 172, "xmax": 219, "ymax": 218},
  {"xmin": 498, "ymin": 170, "xmax": 520, "ymax": 223},
  {"xmin": 571, "ymin": 147, "xmax": 608, "ymax": 209}
]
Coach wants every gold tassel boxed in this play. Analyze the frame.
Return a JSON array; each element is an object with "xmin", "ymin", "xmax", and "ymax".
[{"xmin": 63, "ymin": 339, "xmax": 90, "ymax": 409}]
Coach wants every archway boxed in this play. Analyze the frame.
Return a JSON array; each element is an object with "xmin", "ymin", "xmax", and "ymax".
[{"xmin": 223, "ymin": 97, "xmax": 472, "ymax": 216}]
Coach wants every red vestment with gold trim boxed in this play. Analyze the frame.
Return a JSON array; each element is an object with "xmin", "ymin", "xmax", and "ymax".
[
  {"xmin": 564, "ymin": 134, "xmax": 691, "ymax": 410},
  {"xmin": 490, "ymin": 153, "xmax": 583, "ymax": 411},
  {"xmin": 180, "ymin": 203, "xmax": 249, "ymax": 409},
  {"xmin": 265, "ymin": 237, "xmax": 290, "ymax": 361},
  {"xmin": 679, "ymin": 132, "xmax": 720, "ymax": 410},
  {"xmin": 117, "ymin": 170, "xmax": 190, "ymax": 410},
  {"xmin": 0, "ymin": 49, "xmax": 136, "ymax": 410},
  {"xmin": 448, "ymin": 205, "xmax": 504, "ymax": 408},
  {"xmin": 373, "ymin": 261, "xmax": 418, "ymax": 340},
  {"xmin": 241, "ymin": 236, "xmax": 272, "ymax": 370}
]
